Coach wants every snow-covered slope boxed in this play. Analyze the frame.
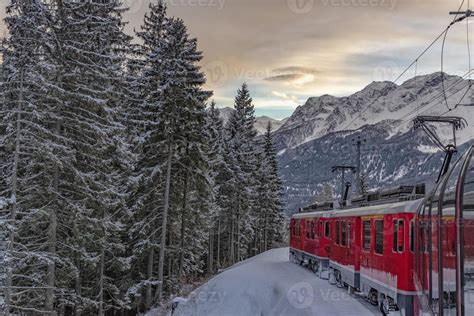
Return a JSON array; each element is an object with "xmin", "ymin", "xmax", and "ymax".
[
  {"xmin": 173, "ymin": 248, "xmax": 377, "ymax": 316},
  {"xmin": 254, "ymin": 116, "xmax": 288, "ymax": 134},
  {"xmin": 218, "ymin": 107, "xmax": 288, "ymax": 134},
  {"xmin": 275, "ymin": 73, "xmax": 474, "ymax": 214},
  {"xmin": 274, "ymin": 73, "xmax": 474, "ymax": 151}
]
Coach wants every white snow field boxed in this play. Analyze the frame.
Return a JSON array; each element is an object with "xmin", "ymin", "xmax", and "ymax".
[{"xmin": 172, "ymin": 248, "xmax": 378, "ymax": 316}]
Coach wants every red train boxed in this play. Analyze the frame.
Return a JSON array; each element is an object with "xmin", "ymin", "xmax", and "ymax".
[{"xmin": 290, "ymin": 145, "xmax": 474, "ymax": 316}]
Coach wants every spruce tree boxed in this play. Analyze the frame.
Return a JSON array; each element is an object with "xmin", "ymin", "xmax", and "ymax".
[
  {"xmin": 0, "ymin": 0, "xmax": 60, "ymax": 313},
  {"xmin": 225, "ymin": 83, "xmax": 259, "ymax": 263},
  {"xmin": 127, "ymin": 1, "xmax": 211, "ymax": 306},
  {"xmin": 260, "ymin": 122, "xmax": 285, "ymax": 250}
]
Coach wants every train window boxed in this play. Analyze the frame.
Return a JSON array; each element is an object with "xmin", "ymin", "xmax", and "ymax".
[
  {"xmin": 335, "ymin": 221, "xmax": 340, "ymax": 245},
  {"xmin": 324, "ymin": 221, "xmax": 330, "ymax": 239},
  {"xmin": 311, "ymin": 221, "xmax": 315, "ymax": 240},
  {"xmin": 341, "ymin": 222, "xmax": 347, "ymax": 247},
  {"xmin": 409, "ymin": 220, "xmax": 414, "ymax": 253},
  {"xmin": 363, "ymin": 220, "xmax": 371, "ymax": 251},
  {"xmin": 398, "ymin": 220, "xmax": 405, "ymax": 252},
  {"xmin": 393, "ymin": 220, "xmax": 404, "ymax": 252},
  {"xmin": 375, "ymin": 220, "xmax": 384, "ymax": 255},
  {"xmin": 318, "ymin": 220, "xmax": 322, "ymax": 238},
  {"xmin": 393, "ymin": 220, "xmax": 398, "ymax": 252},
  {"xmin": 306, "ymin": 220, "xmax": 310, "ymax": 239},
  {"xmin": 347, "ymin": 223, "xmax": 351, "ymax": 248}
]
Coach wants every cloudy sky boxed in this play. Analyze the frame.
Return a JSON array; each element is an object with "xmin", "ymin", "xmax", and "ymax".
[{"xmin": 2, "ymin": 0, "xmax": 472, "ymax": 119}]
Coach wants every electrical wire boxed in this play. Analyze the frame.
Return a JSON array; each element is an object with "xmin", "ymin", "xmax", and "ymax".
[
  {"xmin": 393, "ymin": 28, "xmax": 450, "ymax": 84},
  {"xmin": 396, "ymin": 71, "xmax": 472, "ymax": 124},
  {"xmin": 341, "ymin": 2, "xmax": 471, "ymax": 132},
  {"xmin": 441, "ymin": 28, "xmax": 451, "ymax": 110},
  {"xmin": 441, "ymin": 0, "xmax": 470, "ymax": 111}
]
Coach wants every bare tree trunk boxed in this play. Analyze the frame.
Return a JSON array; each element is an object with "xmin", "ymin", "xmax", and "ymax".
[
  {"xmin": 208, "ymin": 227, "xmax": 214, "ymax": 274},
  {"xmin": 216, "ymin": 212, "xmax": 221, "ymax": 268},
  {"xmin": 46, "ymin": 203, "xmax": 57, "ymax": 314},
  {"xmin": 46, "ymin": 116, "xmax": 59, "ymax": 314},
  {"xmin": 98, "ymin": 247, "xmax": 105, "ymax": 316},
  {"xmin": 236, "ymin": 193, "xmax": 241, "ymax": 262},
  {"xmin": 75, "ymin": 261, "xmax": 81, "ymax": 316},
  {"xmin": 156, "ymin": 142, "xmax": 173, "ymax": 302},
  {"xmin": 5, "ymin": 68, "xmax": 24, "ymax": 312},
  {"xmin": 167, "ymin": 227, "xmax": 173, "ymax": 278},
  {"xmin": 178, "ymin": 167, "xmax": 189, "ymax": 279},
  {"xmin": 229, "ymin": 212, "xmax": 234, "ymax": 265},
  {"xmin": 145, "ymin": 242, "xmax": 154, "ymax": 309},
  {"xmin": 264, "ymin": 211, "xmax": 268, "ymax": 252}
]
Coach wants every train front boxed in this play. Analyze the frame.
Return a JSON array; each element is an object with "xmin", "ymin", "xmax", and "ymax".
[{"xmin": 414, "ymin": 146, "xmax": 474, "ymax": 316}]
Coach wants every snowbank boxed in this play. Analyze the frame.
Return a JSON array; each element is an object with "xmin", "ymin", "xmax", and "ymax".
[{"xmin": 173, "ymin": 248, "xmax": 377, "ymax": 316}]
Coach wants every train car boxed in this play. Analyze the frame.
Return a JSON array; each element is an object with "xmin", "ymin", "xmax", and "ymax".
[
  {"xmin": 290, "ymin": 210, "xmax": 332, "ymax": 274},
  {"xmin": 291, "ymin": 195, "xmax": 424, "ymax": 314},
  {"xmin": 414, "ymin": 146, "xmax": 474, "ymax": 316},
  {"xmin": 290, "ymin": 146, "xmax": 474, "ymax": 315},
  {"xmin": 328, "ymin": 213, "xmax": 361, "ymax": 290}
]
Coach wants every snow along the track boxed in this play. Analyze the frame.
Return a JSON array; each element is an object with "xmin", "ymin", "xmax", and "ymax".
[{"xmin": 173, "ymin": 247, "xmax": 377, "ymax": 316}]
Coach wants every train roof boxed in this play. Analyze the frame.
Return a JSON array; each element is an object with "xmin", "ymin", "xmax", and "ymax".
[
  {"xmin": 292, "ymin": 210, "xmax": 330, "ymax": 220},
  {"xmin": 291, "ymin": 198, "xmax": 424, "ymax": 220},
  {"xmin": 331, "ymin": 198, "xmax": 423, "ymax": 218}
]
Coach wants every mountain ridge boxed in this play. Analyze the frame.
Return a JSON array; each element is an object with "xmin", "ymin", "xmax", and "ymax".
[{"xmin": 275, "ymin": 72, "xmax": 474, "ymax": 214}]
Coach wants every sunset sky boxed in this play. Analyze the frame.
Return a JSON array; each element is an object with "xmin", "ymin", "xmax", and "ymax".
[{"xmin": 3, "ymin": 0, "xmax": 472, "ymax": 119}]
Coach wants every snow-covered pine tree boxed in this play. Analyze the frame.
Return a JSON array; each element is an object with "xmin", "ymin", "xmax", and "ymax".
[
  {"xmin": 225, "ymin": 83, "xmax": 259, "ymax": 263},
  {"xmin": 127, "ymin": 1, "xmax": 212, "ymax": 307},
  {"xmin": 46, "ymin": 0, "xmax": 132, "ymax": 313},
  {"xmin": 123, "ymin": 1, "xmax": 170, "ymax": 310},
  {"xmin": 204, "ymin": 101, "xmax": 230, "ymax": 273},
  {"xmin": 0, "ymin": 1, "xmax": 63, "ymax": 313},
  {"xmin": 260, "ymin": 122, "xmax": 285, "ymax": 251}
]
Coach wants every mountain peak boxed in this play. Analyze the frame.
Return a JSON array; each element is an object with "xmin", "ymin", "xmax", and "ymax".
[{"xmin": 274, "ymin": 72, "xmax": 474, "ymax": 150}]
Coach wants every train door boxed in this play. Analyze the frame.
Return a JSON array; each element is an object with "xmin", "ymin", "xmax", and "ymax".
[
  {"xmin": 440, "ymin": 153, "xmax": 463, "ymax": 315},
  {"xmin": 459, "ymin": 148, "xmax": 474, "ymax": 315},
  {"xmin": 360, "ymin": 218, "xmax": 372, "ymax": 280}
]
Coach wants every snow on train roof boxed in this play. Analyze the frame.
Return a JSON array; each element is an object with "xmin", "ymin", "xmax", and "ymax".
[
  {"xmin": 292, "ymin": 210, "xmax": 328, "ymax": 219},
  {"xmin": 292, "ymin": 199, "xmax": 424, "ymax": 219}
]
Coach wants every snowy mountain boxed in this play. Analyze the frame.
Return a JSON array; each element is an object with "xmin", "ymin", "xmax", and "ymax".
[
  {"xmin": 276, "ymin": 73, "xmax": 474, "ymax": 214},
  {"xmin": 274, "ymin": 72, "xmax": 474, "ymax": 151},
  {"xmin": 254, "ymin": 116, "xmax": 288, "ymax": 134},
  {"xmin": 218, "ymin": 107, "xmax": 288, "ymax": 134}
]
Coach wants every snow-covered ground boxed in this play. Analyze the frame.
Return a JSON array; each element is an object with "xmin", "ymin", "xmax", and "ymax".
[{"xmin": 171, "ymin": 248, "xmax": 378, "ymax": 316}]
